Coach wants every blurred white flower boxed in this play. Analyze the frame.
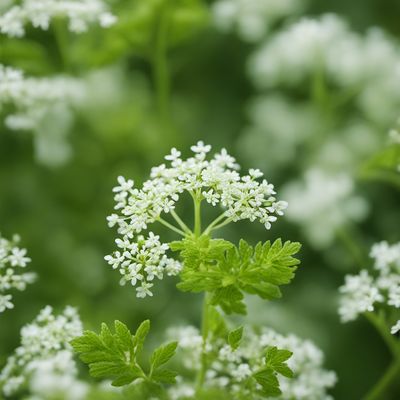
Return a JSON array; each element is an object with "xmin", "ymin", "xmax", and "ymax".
[
  {"xmin": 0, "ymin": 0, "xmax": 116, "ymax": 37},
  {"xmin": 238, "ymin": 95, "xmax": 321, "ymax": 171},
  {"xmin": 212, "ymin": 0, "xmax": 304, "ymax": 42},
  {"xmin": 249, "ymin": 14, "xmax": 400, "ymax": 124},
  {"xmin": 0, "ymin": 64, "xmax": 85, "ymax": 128},
  {"xmin": 0, "ymin": 64, "xmax": 86, "ymax": 166},
  {"xmin": 282, "ymin": 169, "xmax": 368, "ymax": 248}
]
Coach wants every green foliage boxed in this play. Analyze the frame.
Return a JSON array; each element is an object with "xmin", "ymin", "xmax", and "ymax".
[
  {"xmin": 172, "ymin": 236, "xmax": 301, "ymax": 314},
  {"xmin": 361, "ymin": 144, "xmax": 400, "ymax": 189},
  {"xmin": 73, "ymin": 0, "xmax": 209, "ymax": 65},
  {"xmin": 228, "ymin": 326, "xmax": 243, "ymax": 350},
  {"xmin": 253, "ymin": 346, "xmax": 293, "ymax": 397},
  {"xmin": 71, "ymin": 320, "xmax": 177, "ymax": 388}
]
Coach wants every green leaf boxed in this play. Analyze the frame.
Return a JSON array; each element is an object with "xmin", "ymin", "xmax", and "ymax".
[
  {"xmin": 265, "ymin": 346, "xmax": 294, "ymax": 379},
  {"xmin": 253, "ymin": 369, "xmax": 281, "ymax": 397},
  {"xmin": 151, "ymin": 369, "xmax": 178, "ymax": 384},
  {"xmin": 175, "ymin": 236, "xmax": 301, "ymax": 315},
  {"xmin": 211, "ymin": 286, "xmax": 246, "ymax": 315},
  {"xmin": 71, "ymin": 319, "xmax": 178, "ymax": 389},
  {"xmin": 150, "ymin": 341, "xmax": 178, "ymax": 370},
  {"xmin": 71, "ymin": 320, "xmax": 147, "ymax": 387},
  {"xmin": 134, "ymin": 319, "xmax": 150, "ymax": 355},
  {"xmin": 114, "ymin": 320, "xmax": 133, "ymax": 349},
  {"xmin": 361, "ymin": 144, "xmax": 400, "ymax": 189},
  {"xmin": 228, "ymin": 326, "xmax": 243, "ymax": 351}
]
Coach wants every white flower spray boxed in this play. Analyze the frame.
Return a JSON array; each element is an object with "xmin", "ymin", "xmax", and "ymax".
[
  {"xmin": 105, "ymin": 142, "xmax": 288, "ymax": 298},
  {"xmin": 0, "ymin": 233, "xmax": 36, "ymax": 313},
  {"xmin": 0, "ymin": 0, "xmax": 116, "ymax": 37},
  {"xmin": 339, "ymin": 241, "xmax": 400, "ymax": 335},
  {"xmin": 0, "ymin": 306, "xmax": 85, "ymax": 398}
]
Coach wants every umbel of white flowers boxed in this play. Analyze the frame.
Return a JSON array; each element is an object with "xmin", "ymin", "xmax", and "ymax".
[
  {"xmin": 0, "ymin": 0, "xmax": 116, "ymax": 37},
  {"xmin": 0, "ymin": 306, "xmax": 85, "ymax": 398},
  {"xmin": 339, "ymin": 241, "xmax": 400, "ymax": 335},
  {"xmin": 0, "ymin": 233, "xmax": 36, "ymax": 313},
  {"xmin": 167, "ymin": 325, "xmax": 337, "ymax": 399},
  {"xmin": 105, "ymin": 142, "xmax": 288, "ymax": 298}
]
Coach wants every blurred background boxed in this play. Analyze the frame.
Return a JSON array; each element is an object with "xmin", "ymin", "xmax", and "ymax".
[{"xmin": 1, "ymin": 0, "xmax": 400, "ymax": 398}]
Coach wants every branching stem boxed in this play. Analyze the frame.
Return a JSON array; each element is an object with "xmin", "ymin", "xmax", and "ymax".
[
  {"xmin": 170, "ymin": 210, "xmax": 191, "ymax": 234},
  {"xmin": 363, "ymin": 312, "xmax": 400, "ymax": 400},
  {"xmin": 156, "ymin": 217, "xmax": 186, "ymax": 236}
]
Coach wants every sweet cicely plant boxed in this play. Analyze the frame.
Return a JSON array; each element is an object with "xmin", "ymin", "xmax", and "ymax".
[{"xmin": 70, "ymin": 142, "xmax": 334, "ymax": 399}]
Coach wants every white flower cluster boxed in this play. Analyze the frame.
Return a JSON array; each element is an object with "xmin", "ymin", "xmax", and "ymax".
[
  {"xmin": 0, "ymin": 0, "xmax": 116, "ymax": 37},
  {"xmin": 0, "ymin": 306, "xmax": 86, "ymax": 398},
  {"xmin": 0, "ymin": 64, "xmax": 84, "ymax": 132},
  {"xmin": 105, "ymin": 143, "xmax": 287, "ymax": 297},
  {"xmin": 168, "ymin": 325, "xmax": 336, "ymax": 399},
  {"xmin": 249, "ymin": 14, "xmax": 400, "ymax": 124},
  {"xmin": 212, "ymin": 0, "xmax": 303, "ymax": 42},
  {"xmin": 283, "ymin": 169, "xmax": 368, "ymax": 248},
  {"xmin": 104, "ymin": 231, "xmax": 182, "ymax": 298},
  {"xmin": 0, "ymin": 233, "xmax": 36, "ymax": 313},
  {"xmin": 339, "ymin": 241, "xmax": 400, "ymax": 334}
]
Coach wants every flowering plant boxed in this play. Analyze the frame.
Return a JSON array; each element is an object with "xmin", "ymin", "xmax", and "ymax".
[{"xmin": 67, "ymin": 143, "xmax": 336, "ymax": 399}]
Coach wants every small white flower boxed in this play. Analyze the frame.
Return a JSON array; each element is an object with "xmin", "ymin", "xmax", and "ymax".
[
  {"xmin": 190, "ymin": 140, "xmax": 211, "ymax": 154},
  {"xmin": 249, "ymin": 168, "xmax": 263, "ymax": 178},
  {"xmin": 136, "ymin": 282, "xmax": 154, "ymax": 298},
  {"xmin": 113, "ymin": 176, "xmax": 134, "ymax": 193},
  {"xmin": 165, "ymin": 148, "xmax": 181, "ymax": 161},
  {"xmin": 391, "ymin": 320, "xmax": 400, "ymax": 335},
  {"xmin": 9, "ymin": 248, "xmax": 31, "ymax": 267},
  {"xmin": 0, "ymin": 294, "xmax": 14, "ymax": 313},
  {"xmin": 104, "ymin": 251, "xmax": 124, "ymax": 270}
]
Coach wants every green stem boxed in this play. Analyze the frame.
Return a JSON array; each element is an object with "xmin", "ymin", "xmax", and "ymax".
[
  {"xmin": 156, "ymin": 217, "xmax": 185, "ymax": 236},
  {"xmin": 193, "ymin": 194, "xmax": 202, "ymax": 237},
  {"xmin": 153, "ymin": 2, "xmax": 170, "ymax": 122},
  {"xmin": 196, "ymin": 292, "xmax": 211, "ymax": 393},
  {"xmin": 363, "ymin": 358, "xmax": 400, "ymax": 400},
  {"xmin": 53, "ymin": 19, "xmax": 70, "ymax": 70},
  {"xmin": 364, "ymin": 313, "xmax": 400, "ymax": 358},
  {"xmin": 362, "ymin": 312, "xmax": 400, "ymax": 400},
  {"xmin": 203, "ymin": 213, "xmax": 227, "ymax": 235},
  {"xmin": 336, "ymin": 227, "xmax": 366, "ymax": 270},
  {"xmin": 170, "ymin": 210, "xmax": 191, "ymax": 234},
  {"xmin": 207, "ymin": 217, "xmax": 233, "ymax": 233}
]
